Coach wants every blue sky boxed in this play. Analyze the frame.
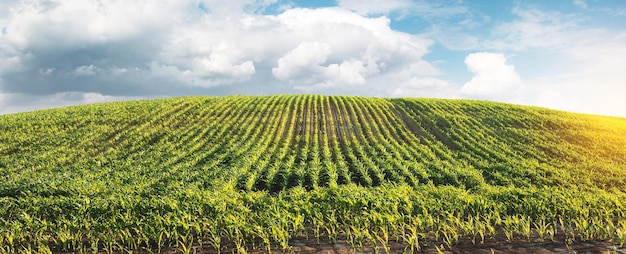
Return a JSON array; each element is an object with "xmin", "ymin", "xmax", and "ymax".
[{"xmin": 0, "ymin": 0, "xmax": 625, "ymax": 117}]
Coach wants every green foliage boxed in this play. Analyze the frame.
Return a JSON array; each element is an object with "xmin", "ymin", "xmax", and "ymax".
[{"xmin": 0, "ymin": 95, "xmax": 625, "ymax": 252}]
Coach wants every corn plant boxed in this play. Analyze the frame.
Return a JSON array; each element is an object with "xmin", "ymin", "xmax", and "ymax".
[
  {"xmin": 373, "ymin": 225, "xmax": 391, "ymax": 254},
  {"xmin": 176, "ymin": 231, "xmax": 194, "ymax": 254},
  {"xmin": 533, "ymin": 219, "xmax": 550, "ymax": 242}
]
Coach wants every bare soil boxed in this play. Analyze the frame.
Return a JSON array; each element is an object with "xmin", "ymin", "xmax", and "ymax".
[{"xmin": 155, "ymin": 231, "xmax": 625, "ymax": 254}]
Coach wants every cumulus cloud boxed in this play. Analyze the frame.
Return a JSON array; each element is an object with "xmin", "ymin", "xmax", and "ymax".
[
  {"xmin": 272, "ymin": 41, "xmax": 331, "ymax": 80},
  {"xmin": 270, "ymin": 7, "xmax": 442, "ymax": 93},
  {"xmin": 324, "ymin": 59, "xmax": 370, "ymax": 86},
  {"xmin": 461, "ymin": 52, "xmax": 523, "ymax": 100}
]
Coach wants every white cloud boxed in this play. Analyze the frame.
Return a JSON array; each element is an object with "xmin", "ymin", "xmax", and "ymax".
[
  {"xmin": 272, "ymin": 41, "xmax": 331, "ymax": 80},
  {"xmin": 268, "ymin": 7, "xmax": 439, "ymax": 92},
  {"xmin": 488, "ymin": 7, "xmax": 593, "ymax": 51},
  {"xmin": 392, "ymin": 77, "xmax": 458, "ymax": 98},
  {"xmin": 74, "ymin": 65, "xmax": 97, "ymax": 76},
  {"xmin": 324, "ymin": 59, "xmax": 370, "ymax": 86},
  {"xmin": 461, "ymin": 52, "xmax": 523, "ymax": 100},
  {"xmin": 292, "ymin": 59, "xmax": 375, "ymax": 92},
  {"xmin": 0, "ymin": 54, "xmax": 21, "ymax": 74},
  {"xmin": 80, "ymin": 92, "xmax": 123, "ymax": 104},
  {"xmin": 571, "ymin": 0, "xmax": 626, "ymax": 16},
  {"xmin": 0, "ymin": 91, "xmax": 142, "ymax": 115},
  {"xmin": 429, "ymin": 25, "xmax": 481, "ymax": 51},
  {"xmin": 573, "ymin": 0, "xmax": 587, "ymax": 9},
  {"xmin": 3, "ymin": 0, "xmax": 173, "ymax": 50},
  {"xmin": 429, "ymin": 5, "xmax": 589, "ymax": 52},
  {"xmin": 109, "ymin": 67, "xmax": 128, "ymax": 76},
  {"xmin": 533, "ymin": 89, "xmax": 579, "ymax": 113},
  {"xmin": 38, "ymin": 68, "xmax": 55, "ymax": 75},
  {"xmin": 273, "ymin": 41, "xmax": 382, "ymax": 89},
  {"xmin": 338, "ymin": 0, "xmax": 412, "ymax": 15}
]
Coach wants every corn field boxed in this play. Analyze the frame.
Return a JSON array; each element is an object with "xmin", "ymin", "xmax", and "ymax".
[{"xmin": 0, "ymin": 95, "xmax": 625, "ymax": 253}]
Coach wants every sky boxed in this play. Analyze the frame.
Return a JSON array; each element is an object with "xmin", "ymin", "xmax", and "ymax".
[{"xmin": 1, "ymin": 0, "xmax": 625, "ymax": 117}]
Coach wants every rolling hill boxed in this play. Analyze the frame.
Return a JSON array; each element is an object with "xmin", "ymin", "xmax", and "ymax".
[{"xmin": 1, "ymin": 95, "xmax": 625, "ymax": 253}]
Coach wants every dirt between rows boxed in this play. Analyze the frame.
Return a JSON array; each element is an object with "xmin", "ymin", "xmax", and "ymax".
[{"xmin": 158, "ymin": 231, "xmax": 625, "ymax": 254}]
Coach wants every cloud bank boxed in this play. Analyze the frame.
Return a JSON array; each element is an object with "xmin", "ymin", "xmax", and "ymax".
[{"xmin": 0, "ymin": 0, "xmax": 450, "ymax": 114}]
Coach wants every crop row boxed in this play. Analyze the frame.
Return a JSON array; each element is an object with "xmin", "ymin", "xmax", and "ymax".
[{"xmin": 1, "ymin": 95, "xmax": 625, "ymax": 252}]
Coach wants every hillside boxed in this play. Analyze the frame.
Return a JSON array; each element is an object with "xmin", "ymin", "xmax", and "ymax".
[{"xmin": 1, "ymin": 95, "xmax": 625, "ymax": 253}]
